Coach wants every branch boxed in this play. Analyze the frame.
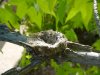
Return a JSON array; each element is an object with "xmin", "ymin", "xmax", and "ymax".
[
  {"xmin": 64, "ymin": 50, "xmax": 100, "ymax": 66},
  {"xmin": 2, "ymin": 60, "xmax": 42, "ymax": 75},
  {"xmin": 0, "ymin": 25, "xmax": 100, "ymax": 65},
  {"xmin": 94, "ymin": 0, "xmax": 100, "ymax": 36},
  {"xmin": 1, "ymin": 24, "xmax": 100, "ymax": 74}
]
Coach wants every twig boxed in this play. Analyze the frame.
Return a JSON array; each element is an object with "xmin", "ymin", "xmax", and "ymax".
[
  {"xmin": 19, "ymin": 60, "xmax": 42, "ymax": 75},
  {"xmin": 2, "ymin": 60, "xmax": 42, "ymax": 75},
  {"xmin": 94, "ymin": 0, "xmax": 100, "ymax": 36}
]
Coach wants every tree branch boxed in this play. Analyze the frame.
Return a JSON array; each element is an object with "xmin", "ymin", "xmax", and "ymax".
[
  {"xmin": 64, "ymin": 50, "xmax": 100, "ymax": 66},
  {"xmin": 2, "ymin": 60, "xmax": 42, "ymax": 75},
  {"xmin": 0, "ymin": 25, "xmax": 100, "ymax": 65},
  {"xmin": 94, "ymin": 0, "xmax": 100, "ymax": 36},
  {"xmin": 1, "ymin": 24, "xmax": 100, "ymax": 74}
]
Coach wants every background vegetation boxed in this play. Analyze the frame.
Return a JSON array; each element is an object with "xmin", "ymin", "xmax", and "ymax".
[{"xmin": 0, "ymin": 0, "xmax": 100, "ymax": 75}]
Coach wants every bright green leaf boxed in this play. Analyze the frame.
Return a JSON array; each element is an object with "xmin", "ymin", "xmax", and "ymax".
[
  {"xmin": 47, "ymin": 0, "xmax": 57, "ymax": 12},
  {"xmin": 56, "ymin": 0, "xmax": 66, "ymax": 24},
  {"xmin": 0, "ymin": 7, "xmax": 19, "ymax": 29},
  {"xmin": 65, "ymin": 29, "xmax": 78, "ymax": 41},
  {"xmin": 26, "ymin": 55, "xmax": 32, "ymax": 59},
  {"xmin": 8, "ymin": 0, "xmax": 25, "ymax": 5},
  {"xmin": 66, "ymin": 8, "xmax": 79, "ymax": 22},
  {"xmin": 80, "ymin": 1, "xmax": 93, "ymax": 30},
  {"xmin": 19, "ymin": 50, "xmax": 30, "ymax": 67},
  {"xmin": 93, "ymin": 39, "xmax": 100, "ymax": 50},
  {"xmin": 37, "ymin": 0, "xmax": 50, "ymax": 13},
  {"xmin": 66, "ymin": 0, "xmax": 82, "ymax": 22},
  {"xmin": 16, "ymin": 1, "xmax": 28, "ymax": 19},
  {"xmin": 25, "ymin": 0, "xmax": 35, "ymax": 6},
  {"xmin": 27, "ymin": 7, "xmax": 42, "ymax": 29},
  {"xmin": 71, "ymin": 13, "xmax": 83, "ymax": 29}
]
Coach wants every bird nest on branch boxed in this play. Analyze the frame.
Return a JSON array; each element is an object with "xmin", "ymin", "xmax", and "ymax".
[{"xmin": 1, "ymin": 26, "xmax": 100, "ymax": 75}]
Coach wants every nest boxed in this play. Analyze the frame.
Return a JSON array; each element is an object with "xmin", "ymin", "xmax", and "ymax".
[{"xmin": 27, "ymin": 30, "xmax": 68, "ymax": 56}]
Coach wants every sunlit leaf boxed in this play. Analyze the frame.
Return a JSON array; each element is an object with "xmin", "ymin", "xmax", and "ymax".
[
  {"xmin": 18, "ymin": 50, "xmax": 31, "ymax": 67},
  {"xmin": 37, "ymin": 0, "xmax": 49, "ymax": 13},
  {"xmin": 16, "ymin": 1, "xmax": 28, "ymax": 19},
  {"xmin": 56, "ymin": 0, "xmax": 66, "ymax": 24},
  {"xmin": 5, "ymin": 5, "xmax": 19, "ymax": 29},
  {"xmin": 80, "ymin": 1, "xmax": 93, "ymax": 30},
  {"xmin": 65, "ymin": 29, "xmax": 78, "ymax": 41},
  {"xmin": 66, "ymin": 0, "xmax": 82, "ymax": 22},
  {"xmin": 8, "ymin": 0, "xmax": 35, "ymax": 7},
  {"xmin": 27, "ymin": 7, "xmax": 42, "ymax": 29},
  {"xmin": 71, "ymin": 13, "xmax": 83, "ymax": 29},
  {"xmin": 93, "ymin": 39, "xmax": 100, "ymax": 50},
  {"xmin": 0, "ymin": 6, "xmax": 19, "ymax": 29},
  {"xmin": 65, "ymin": 0, "xmax": 73, "ymax": 13},
  {"xmin": 26, "ymin": 55, "xmax": 32, "ymax": 59},
  {"xmin": 47, "ymin": 0, "xmax": 57, "ymax": 11},
  {"xmin": 25, "ymin": 0, "xmax": 35, "ymax": 6},
  {"xmin": 8, "ymin": 0, "xmax": 24, "ymax": 5},
  {"xmin": 98, "ymin": 3, "xmax": 100, "ymax": 11}
]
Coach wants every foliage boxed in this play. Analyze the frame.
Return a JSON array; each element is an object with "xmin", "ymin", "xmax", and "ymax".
[{"xmin": 0, "ymin": 0, "xmax": 100, "ymax": 75}]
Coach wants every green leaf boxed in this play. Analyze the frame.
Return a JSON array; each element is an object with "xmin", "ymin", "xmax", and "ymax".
[
  {"xmin": 0, "ymin": 6, "xmax": 19, "ymax": 29},
  {"xmin": 27, "ymin": 7, "xmax": 42, "ymax": 29},
  {"xmin": 66, "ymin": 0, "xmax": 93, "ymax": 31},
  {"xmin": 66, "ymin": 0, "xmax": 82, "ymax": 22},
  {"xmin": 26, "ymin": 55, "xmax": 32, "ymax": 59},
  {"xmin": 65, "ymin": 29, "xmax": 78, "ymax": 41},
  {"xmin": 80, "ymin": 1, "xmax": 93, "ymax": 30},
  {"xmin": 25, "ymin": 0, "xmax": 35, "ymax": 6},
  {"xmin": 98, "ymin": 3, "xmax": 100, "ymax": 11},
  {"xmin": 0, "ymin": 8, "xmax": 7, "ymax": 22},
  {"xmin": 71, "ymin": 13, "xmax": 83, "ymax": 29},
  {"xmin": 56, "ymin": 0, "xmax": 66, "ymax": 24},
  {"xmin": 37, "ymin": 0, "xmax": 50, "ymax": 13},
  {"xmin": 93, "ymin": 39, "xmax": 100, "ymax": 50},
  {"xmin": 9, "ymin": 0, "xmax": 35, "ymax": 7},
  {"xmin": 5, "ymin": 5, "xmax": 19, "ymax": 29},
  {"xmin": 18, "ymin": 51, "xmax": 30, "ymax": 67},
  {"xmin": 47, "ymin": 0, "xmax": 57, "ymax": 12},
  {"xmin": 8, "ymin": 0, "xmax": 21, "ymax": 4},
  {"xmin": 51, "ymin": 59, "xmax": 59, "ymax": 69},
  {"xmin": 16, "ymin": 1, "xmax": 28, "ymax": 19}
]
